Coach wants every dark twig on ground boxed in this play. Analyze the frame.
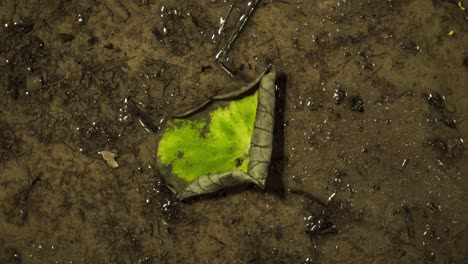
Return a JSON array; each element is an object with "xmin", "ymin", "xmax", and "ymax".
[
  {"xmin": 215, "ymin": 0, "xmax": 237, "ymax": 51},
  {"xmin": 401, "ymin": 204, "xmax": 415, "ymax": 238},
  {"xmin": 215, "ymin": 0, "xmax": 261, "ymax": 76},
  {"xmin": 126, "ymin": 97, "xmax": 159, "ymax": 132}
]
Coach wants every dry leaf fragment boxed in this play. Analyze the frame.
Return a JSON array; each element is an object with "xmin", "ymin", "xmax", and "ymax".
[{"xmin": 98, "ymin": 150, "xmax": 119, "ymax": 168}]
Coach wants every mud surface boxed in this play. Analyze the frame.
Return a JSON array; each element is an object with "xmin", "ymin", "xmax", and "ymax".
[{"xmin": 1, "ymin": 0, "xmax": 468, "ymax": 263}]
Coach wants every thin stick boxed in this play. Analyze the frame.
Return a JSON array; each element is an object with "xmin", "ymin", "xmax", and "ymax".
[
  {"xmin": 401, "ymin": 204, "xmax": 414, "ymax": 238},
  {"xmin": 215, "ymin": 0, "xmax": 237, "ymax": 50},
  {"xmin": 126, "ymin": 98, "xmax": 159, "ymax": 132},
  {"xmin": 215, "ymin": 0, "xmax": 261, "ymax": 61}
]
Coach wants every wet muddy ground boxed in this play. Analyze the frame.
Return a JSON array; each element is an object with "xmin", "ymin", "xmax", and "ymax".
[{"xmin": 1, "ymin": 0, "xmax": 468, "ymax": 263}]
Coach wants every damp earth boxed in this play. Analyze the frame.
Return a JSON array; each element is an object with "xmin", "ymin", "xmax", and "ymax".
[{"xmin": 1, "ymin": 0, "xmax": 468, "ymax": 263}]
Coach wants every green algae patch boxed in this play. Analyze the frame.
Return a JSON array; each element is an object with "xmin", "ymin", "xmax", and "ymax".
[
  {"xmin": 157, "ymin": 71, "xmax": 276, "ymax": 199},
  {"xmin": 158, "ymin": 91, "xmax": 258, "ymax": 182}
]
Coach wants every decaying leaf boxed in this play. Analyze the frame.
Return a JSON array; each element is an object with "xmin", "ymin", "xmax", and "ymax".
[
  {"xmin": 99, "ymin": 150, "xmax": 119, "ymax": 168},
  {"xmin": 157, "ymin": 70, "xmax": 276, "ymax": 199}
]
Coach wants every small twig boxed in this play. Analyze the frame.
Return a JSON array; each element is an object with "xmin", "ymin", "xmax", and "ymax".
[
  {"xmin": 215, "ymin": 0, "xmax": 237, "ymax": 50},
  {"xmin": 219, "ymin": 61, "xmax": 236, "ymax": 77},
  {"xmin": 257, "ymin": 36, "xmax": 275, "ymax": 48},
  {"xmin": 401, "ymin": 204, "xmax": 414, "ymax": 238},
  {"xmin": 215, "ymin": 0, "xmax": 261, "ymax": 62},
  {"xmin": 161, "ymin": 78, "xmax": 173, "ymax": 98},
  {"xmin": 126, "ymin": 97, "xmax": 159, "ymax": 132},
  {"xmin": 208, "ymin": 235, "xmax": 226, "ymax": 246}
]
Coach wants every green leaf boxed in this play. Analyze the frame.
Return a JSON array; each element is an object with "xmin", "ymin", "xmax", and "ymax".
[
  {"xmin": 157, "ymin": 71, "xmax": 276, "ymax": 199},
  {"xmin": 158, "ymin": 91, "xmax": 258, "ymax": 182}
]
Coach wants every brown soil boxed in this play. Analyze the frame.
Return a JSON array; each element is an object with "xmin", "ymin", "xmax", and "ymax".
[{"xmin": 1, "ymin": 0, "xmax": 467, "ymax": 263}]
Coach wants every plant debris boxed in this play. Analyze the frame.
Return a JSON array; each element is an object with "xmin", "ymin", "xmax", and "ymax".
[{"xmin": 99, "ymin": 150, "xmax": 119, "ymax": 168}]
